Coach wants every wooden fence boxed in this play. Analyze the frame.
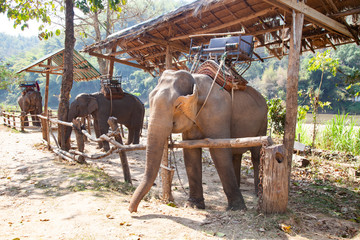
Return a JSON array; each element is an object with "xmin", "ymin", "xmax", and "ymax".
[
  {"xmin": 2, "ymin": 110, "xmax": 287, "ymax": 214},
  {"xmin": 1, "ymin": 111, "xmax": 46, "ymax": 131}
]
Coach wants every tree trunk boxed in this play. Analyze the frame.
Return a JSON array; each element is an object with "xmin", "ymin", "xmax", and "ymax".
[
  {"xmin": 92, "ymin": 11, "xmax": 107, "ymax": 75},
  {"xmin": 283, "ymin": 11, "xmax": 304, "ymax": 185},
  {"xmin": 58, "ymin": 0, "xmax": 75, "ymax": 151}
]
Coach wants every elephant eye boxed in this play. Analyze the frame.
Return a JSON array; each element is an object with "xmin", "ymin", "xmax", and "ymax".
[{"xmin": 175, "ymin": 102, "xmax": 182, "ymax": 109}]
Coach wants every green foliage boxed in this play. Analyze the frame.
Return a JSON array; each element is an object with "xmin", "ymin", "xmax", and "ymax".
[
  {"xmin": 319, "ymin": 114, "xmax": 360, "ymax": 155},
  {"xmin": 0, "ymin": 60, "xmax": 21, "ymax": 90},
  {"xmin": 267, "ymin": 98, "xmax": 286, "ymax": 135},
  {"xmin": 297, "ymin": 104, "xmax": 309, "ymax": 122},
  {"xmin": 308, "ymin": 50, "xmax": 339, "ymax": 77}
]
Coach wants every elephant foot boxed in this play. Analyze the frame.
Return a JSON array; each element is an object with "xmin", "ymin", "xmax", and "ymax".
[
  {"xmin": 185, "ymin": 197, "xmax": 205, "ymax": 209},
  {"xmin": 226, "ymin": 198, "xmax": 247, "ymax": 211}
]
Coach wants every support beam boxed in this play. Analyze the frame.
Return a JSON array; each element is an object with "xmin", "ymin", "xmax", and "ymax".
[
  {"xmin": 110, "ymin": 43, "xmax": 156, "ymax": 56},
  {"xmin": 143, "ymin": 34, "xmax": 189, "ymax": 53},
  {"xmin": 264, "ymin": 0, "xmax": 353, "ymax": 38},
  {"xmin": 89, "ymin": 51, "xmax": 151, "ymax": 71},
  {"xmin": 170, "ymin": 7, "xmax": 276, "ymax": 41},
  {"xmin": 42, "ymin": 58, "xmax": 51, "ymax": 142},
  {"xmin": 283, "ymin": 11, "xmax": 304, "ymax": 185}
]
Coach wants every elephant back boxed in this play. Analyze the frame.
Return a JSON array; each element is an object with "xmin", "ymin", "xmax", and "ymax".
[{"xmin": 101, "ymin": 78, "xmax": 125, "ymax": 100}]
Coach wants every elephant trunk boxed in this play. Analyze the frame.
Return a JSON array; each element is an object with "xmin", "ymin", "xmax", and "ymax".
[{"xmin": 129, "ymin": 115, "xmax": 172, "ymax": 213}]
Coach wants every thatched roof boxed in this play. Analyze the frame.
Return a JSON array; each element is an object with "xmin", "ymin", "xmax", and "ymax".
[
  {"xmin": 18, "ymin": 48, "xmax": 101, "ymax": 82},
  {"xmin": 82, "ymin": 0, "xmax": 360, "ymax": 75}
]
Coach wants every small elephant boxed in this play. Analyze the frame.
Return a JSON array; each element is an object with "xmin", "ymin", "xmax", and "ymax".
[
  {"xmin": 129, "ymin": 70, "xmax": 267, "ymax": 212},
  {"xmin": 65, "ymin": 92, "xmax": 145, "ymax": 151},
  {"xmin": 17, "ymin": 90, "xmax": 42, "ymax": 127}
]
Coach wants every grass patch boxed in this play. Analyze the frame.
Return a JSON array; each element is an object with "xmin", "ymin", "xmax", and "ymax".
[
  {"xmin": 290, "ymin": 183, "xmax": 360, "ymax": 223},
  {"xmin": 67, "ymin": 166, "xmax": 135, "ymax": 194}
]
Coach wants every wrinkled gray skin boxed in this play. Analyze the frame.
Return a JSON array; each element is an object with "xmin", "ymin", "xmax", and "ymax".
[
  {"xmin": 17, "ymin": 91, "xmax": 42, "ymax": 126},
  {"xmin": 129, "ymin": 70, "xmax": 267, "ymax": 213},
  {"xmin": 65, "ymin": 92, "xmax": 145, "ymax": 151}
]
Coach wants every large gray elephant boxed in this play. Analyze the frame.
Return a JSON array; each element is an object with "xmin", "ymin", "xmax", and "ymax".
[
  {"xmin": 65, "ymin": 92, "xmax": 145, "ymax": 151},
  {"xmin": 17, "ymin": 90, "xmax": 42, "ymax": 126},
  {"xmin": 129, "ymin": 70, "xmax": 267, "ymax": 212}
]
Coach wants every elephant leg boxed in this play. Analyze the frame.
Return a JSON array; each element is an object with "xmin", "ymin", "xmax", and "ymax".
[
  {"xmin": 251, "ymin": 147, "xmax": 261, "ymax": 196},
  {"xmin": 93, "ymin": 118, "xmax": 103, "ymax": 149},
  {"xmin": 31, "ymin": 112, "xmax": 41, "ymax": 126},
  {"xmin": 126, "ymin": 127, "xmax": 135, "ymax": 145},
  {"xmin": 232, "ymin": 154, "xmax": 243, "ymax": 188},
  {"xmin": 209, "ymin": 148, "xmax": 246, "ymax": 210},
  {"xmin": 24, "ymin": 115, "xmax": 29, "ymax": 126},
  {"xmin": 183, "ymin": 148, "xmax": 205, "ymax": 209},
  {"xmin": 99, "ymin": 122, "xmax": 110, "ymax": 151},
  {"xmin": 132, "ymin": 127, "xmax": 141, "ymax": 145}
]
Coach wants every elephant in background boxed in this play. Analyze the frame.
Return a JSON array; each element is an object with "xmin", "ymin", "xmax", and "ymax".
[
  {"xmin": 129, "ymin": 70, "xmax": 268, "ymax": 213},
  {"xmin": 17, "ymin": 90, "xmax": 42, "ymax": 126},
  {"xmin": 65, "ymin": 92, "xmax": 145, "ymax": 151}
]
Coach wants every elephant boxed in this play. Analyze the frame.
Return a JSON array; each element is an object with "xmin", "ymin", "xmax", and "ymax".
[
  {"xmin": 17, "ymin": 90, "xmax": 42, "ymax": 127},
  {"xmin": 129, "ymin": 70, "xmax": 268, "ymax": 213},
  {"xmin": 65, "ymin": 92, "xmax": 145, "ymax": 151}
]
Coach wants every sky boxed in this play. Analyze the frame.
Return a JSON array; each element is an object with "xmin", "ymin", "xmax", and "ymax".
[{"xmin": 0, "ymin": 14, "xmax": 42, "ymax": 37}]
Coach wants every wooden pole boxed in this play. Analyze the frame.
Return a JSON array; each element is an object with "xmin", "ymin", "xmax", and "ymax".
[
  {"xmin": 160, "ymin": 41, "xmax": 175, "ymax": 202},
  {"xmin": 259, "ymin": 144, "xmax": 288, "ymax": 214},
  {"xmin": 20, "ymin": 114, "xmax": 24, "ymax": 131},
  {"xmin": 42, "ymin": 59, "xmax": 51, "ymax": 141},
  {"xmin": 165, "ymin": 45, "xmax": 172, "ymax": 69},
  {"xmin": 283, "ymin": 11, "xmax": 304, "ymax": 184},
  {"xmin": 161, "ymin": 137, "xmax": 174, "ymax": 202},
  {"xmin": 108, "ymin": 117, "xmax": 132, "ymax": 184},
  {"xmin": 107, "ymin": 45, "xmax": 117, "ymax": 78}
]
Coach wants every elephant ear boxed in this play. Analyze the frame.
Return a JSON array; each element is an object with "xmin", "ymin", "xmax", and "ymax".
[
  {"xmin": 88, "ymin": 96, "xmax": 98, "ymax": 114},
  {"xmin": 174, "ymin": 84, "xmax": 198, "ymax": 122}
]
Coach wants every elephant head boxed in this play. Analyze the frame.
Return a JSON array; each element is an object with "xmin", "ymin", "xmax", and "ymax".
[
  {"xmin": 18, "ymin": 90, "xmax": 43, "ymax": 127},
  {"xmin": 65, "ymin": 93, "xmax": 98, "ymax": 146},
  {"xmin": 129, "ymin": 70, "xmax": 199, "ymax": 212},
  {"xmin": 18, "ymin": 91, "xmax": 43, "ymax": 114}
]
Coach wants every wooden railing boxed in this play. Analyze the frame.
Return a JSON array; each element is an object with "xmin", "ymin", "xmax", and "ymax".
[{"xmin": 3, "ymin": 110, "xmax": 287, "ymax": 214}]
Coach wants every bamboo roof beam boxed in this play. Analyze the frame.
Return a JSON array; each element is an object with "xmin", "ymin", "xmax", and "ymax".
[
  {"xmin": 170, "ymin": 7, "xmax": 277, "ymax": 42},
  {"xmin": 110, "ymin": 43, "xmax": 156, "ymax": 56},
  {"xmin": 323, "ymin": 0, "xmax": 359, "ymax": 45},
  {"xmin": 263, "ymin": 0, "xmax": 353, "ymax": 38},
  {"xmin": 143, "ymin": 34, "xmax": 189, "ymax": 53},
  {"xmin": 89, "ymin": 51, "xmax": 152, "ymax": 71},
  {"xmin": 330, "ymin": 7, "xmax": 360, "ymax": 18}
]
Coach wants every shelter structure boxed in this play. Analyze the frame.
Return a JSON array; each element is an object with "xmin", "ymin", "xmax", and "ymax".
[
  {"xmin": 17, "ymin": 48, "xmax": 101, "ymax": 141},
  {"xmin": 81, "ymin": 0, "xmax": 360, "ymax": 207},
  {"xmin": 82, "ymin": 0, "xmax": 360, "ymax": 74}
]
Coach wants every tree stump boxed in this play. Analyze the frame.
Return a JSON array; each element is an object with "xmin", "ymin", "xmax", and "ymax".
[
  {"xmin": 259, "ymin": 144, "xmax": 288, "ymax": 214},
  {"xmin": 108, "ymin": 117, "xmax": 132, "ymax": 184}
]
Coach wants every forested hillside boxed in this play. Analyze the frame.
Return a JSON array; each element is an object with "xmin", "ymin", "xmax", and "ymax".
[{"xmin": 0, "ymin": 0, "xmax": 360, "ymax": 113}]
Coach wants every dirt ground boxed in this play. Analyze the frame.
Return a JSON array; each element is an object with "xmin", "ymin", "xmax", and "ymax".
[{"xmin": 0, "ymin": 125, "xmax": 359, "ymax": 240}]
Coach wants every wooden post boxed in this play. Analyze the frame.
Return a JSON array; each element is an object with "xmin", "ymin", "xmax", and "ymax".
[
  {"xmin": 20, "ymin": 114, "xmax": 24, "ymax": 131},
  {"xmin": 72, "ymin": 119, "xmax": 86, "ymax": 163},
  {"xmin": 259, "ymin": 144, "xmax": 288, "ymax": 214},
  {"xmin": 165, "ymin": 45, "xmax": 172, "ymax": 69},
  {"xmin": 42, "ymin": 59, "xmax": 51, "ymax": 142},
  {"xmin": 12, "ymin": 115, "xmax": 16, "ymax": 129},
  {"xmin": 283, "ymin": 11, "xmax": 304, "ymax": 185},
  {"xmin": 108, "ymin": 117, "xmax": 132, "ymax": 184},
  {"xmin": 161, "ymin": 41, "xmax": 175, "ymax": 202},
  {"xmin": 107, "ymin": 45, "xmax": 117, "ymax": 78},
  {"xmin": 161, "ymin": 137, "xmax": 174, "ymax": 202}
]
